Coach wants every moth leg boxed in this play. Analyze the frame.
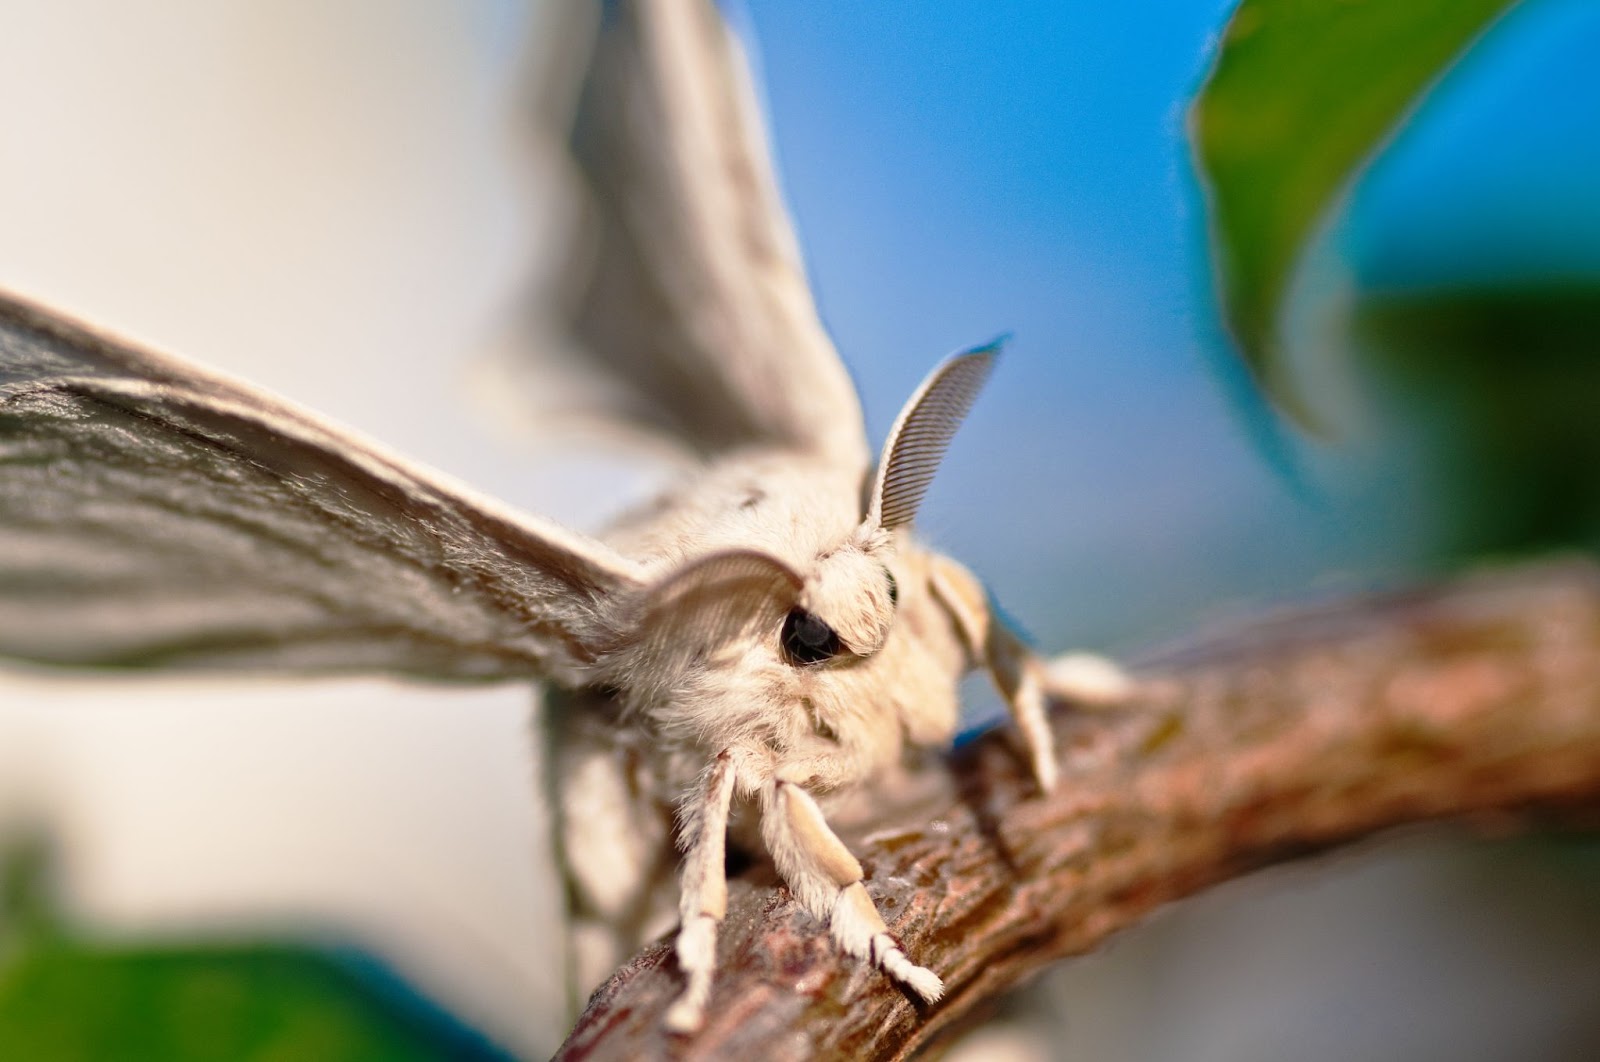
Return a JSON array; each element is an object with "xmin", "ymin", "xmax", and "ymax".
[
  {"xmin": 927, "ymin": 557, "xmax": 1056, "ymax": 791},
  {"xmin": 762, "ymin": 774, "xmax": 943, "ymax": 1002},
  {"xmin": 928, "ymin": 556, "xmax": 1131, "ymax": 794},
  {"xmin": 982, "ymin": 619, "xmax": 1062, "ymax": 793},
  {"xmin": 665, "ymin": 752, "xmax": 737, "ymax": 1034},
  {"xmin": 541, "ymin": 690, "xmax": 679, "ymax": 1015}
]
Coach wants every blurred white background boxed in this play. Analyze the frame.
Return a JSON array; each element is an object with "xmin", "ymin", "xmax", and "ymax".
[
  {"xmin": 0, "ymin": 2, "xmax": 574, "ymax": 1055},
  {"xmin": 1, "ymin": 3, "xmax": 1598, "ymax": 1060}
]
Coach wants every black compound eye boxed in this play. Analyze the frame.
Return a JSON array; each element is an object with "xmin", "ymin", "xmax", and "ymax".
[
  {"xmin": 782, "ymin": 608, "xmax": 841, "ymax": 666},
  {"xmin": 884, "ymin": 569, "xmax": 899, "ymax": 607}
]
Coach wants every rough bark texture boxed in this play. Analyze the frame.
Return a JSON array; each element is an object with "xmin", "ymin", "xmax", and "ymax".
[{"xmin": 556, "ymin": 558, "xmax": 1600, "ymax": 1061}]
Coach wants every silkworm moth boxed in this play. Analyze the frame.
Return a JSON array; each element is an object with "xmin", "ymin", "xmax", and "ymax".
[{"xmin": 0, "ymin": 0, "xmax": 1128, "ymax": 1035}]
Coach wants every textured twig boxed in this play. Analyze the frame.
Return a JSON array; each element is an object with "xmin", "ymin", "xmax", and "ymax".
[{"xmin": 556, "ymin": 558, "xmax": 1600, "ymax": 1060}]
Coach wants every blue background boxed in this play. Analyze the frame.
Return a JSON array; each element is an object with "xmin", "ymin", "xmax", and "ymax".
[{"xmin": 726, "ymin": 0, "xmax": 1600, "ymax": 664}]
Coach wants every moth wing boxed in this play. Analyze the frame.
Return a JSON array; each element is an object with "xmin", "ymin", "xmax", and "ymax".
[
  {"xmin": 0, "ymin": 291, "xmax": 644, "ymax": 681},
  {"xmin": 515, "ymin": 0, "xmax": 868, "ymax": 470}
]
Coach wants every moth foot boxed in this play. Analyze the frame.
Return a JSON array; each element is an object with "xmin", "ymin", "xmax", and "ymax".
[
  {"xmin": 1046, "ymin": 651, "xmax": 1134, "ymax": 707},
  {"xmin": 664, "ymin": 994, "xmax": 707, "ymax": 1035},
  {"xmin": 878, "ymin": 940, "xmax": 944, "ymax": 1002},
  {"xmin": 665, "ymin": 907, "xmax": 720, "ymax": 1034},
  {"xmin": 831, "ymin": 881, "xmax": 944, "ymax": 1002}
]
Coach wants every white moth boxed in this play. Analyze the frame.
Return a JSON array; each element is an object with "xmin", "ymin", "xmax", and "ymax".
[{"xmin": 0, "ymin": 0, "xmax": 1127, "ymax": 1035}]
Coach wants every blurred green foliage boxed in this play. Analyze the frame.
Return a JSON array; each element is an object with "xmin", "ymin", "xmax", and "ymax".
[
  {"xmin": 1192, "ymin": 0, "xmax": 1516, "ymax": 424},
  {"xmin": 1355, "ymin": 284, "xmax": 1600, "ymax": 559},
  {"xmin": 0, "ymin": 838, "xmax": 510, "ymax": 1062},
  {"xmin": 1194, "ymin": 0, "xmax": 1600, "ymax": 565}
]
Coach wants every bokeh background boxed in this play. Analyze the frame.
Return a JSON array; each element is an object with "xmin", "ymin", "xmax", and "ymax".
[{"xmin": 1, "ymin": 1, "xmax": 1598, "ymax": 1058}]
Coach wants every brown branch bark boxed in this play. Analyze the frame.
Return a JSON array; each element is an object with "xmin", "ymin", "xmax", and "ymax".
[{"xmin": 556, "ymin": 558, "xmax": 1600, "ymax": 1061}]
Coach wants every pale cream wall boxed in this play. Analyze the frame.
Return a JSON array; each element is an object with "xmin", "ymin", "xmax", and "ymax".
[{"xmin": 0, "ymin": 3, "xmax": 584, "ymax": 1055}]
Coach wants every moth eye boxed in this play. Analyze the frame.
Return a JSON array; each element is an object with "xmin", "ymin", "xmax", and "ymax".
[
  {"xmin": 781, "ymin": 608, "xmax": 841, "ymax": 666},
  {"xmin": 884, "ymin": 570, "xmax": 899, "ymax": 607}
]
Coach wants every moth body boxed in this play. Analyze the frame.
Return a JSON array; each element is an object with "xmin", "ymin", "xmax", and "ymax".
[
  {"xmin": 594, "ymin": 452, "xmax": 958, "ymax": 773},
  {"xmin": 536, "ymin": 350, "xmax": 1119, "ymax": 1031}
]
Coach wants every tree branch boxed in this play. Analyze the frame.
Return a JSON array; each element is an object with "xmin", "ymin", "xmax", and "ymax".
[{"xmin": 556, "ymin": 558, "xmax": 1600, "ymax": 1060}]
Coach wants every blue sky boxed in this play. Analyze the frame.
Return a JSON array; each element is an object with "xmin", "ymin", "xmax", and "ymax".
[
  {"xmin": 715, "ymin": 0, "xmax": 1600, "ymax": 655},
  {"xmin": 739, "ymin": 0, "xmax": 1236, "ymax": 418}
]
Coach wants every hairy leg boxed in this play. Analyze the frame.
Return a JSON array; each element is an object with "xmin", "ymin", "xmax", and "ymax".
[
  {"xmin": 761, "ymin": 773, "xmax": 943, "ymax": 1002},
  {"xmin": 665, "ymin": 752, "xmax": 737, "ymax": 1033}
]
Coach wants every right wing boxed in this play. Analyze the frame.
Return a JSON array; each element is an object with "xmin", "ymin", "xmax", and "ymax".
[
  {"xmin": 0, "ymin": 291, "xmax": 644, "ymax": 682},
  {"xmin": 529, "ymin": 0, "xmax": 869, "ymax": 469}
]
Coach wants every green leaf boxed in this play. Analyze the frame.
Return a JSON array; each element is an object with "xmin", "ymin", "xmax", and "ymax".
[
  {"xmin": 1192, "ymin": 0, "xmax": 1519, "ymax": 424},
  {"xmin": 0, "ymin": 942, "xmax": 511, "ymax": 1061},
  {"xmin": 1, "ymin": 837, "xmax": 509, "ymax": 1061}
]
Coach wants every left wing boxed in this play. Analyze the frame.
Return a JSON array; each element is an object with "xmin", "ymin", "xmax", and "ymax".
[{"xmin": 0, "ymin": 290, "xmax": 645, "ymax": 681}]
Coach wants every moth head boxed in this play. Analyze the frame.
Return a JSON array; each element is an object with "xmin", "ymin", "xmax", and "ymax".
[
  {"xmin": 781, "ymin": 342, "xmax": 1000, "ymax": 669},
  {"xmin": 786, "ymin": 545, "xmax": 898, "ymax": 664}
]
